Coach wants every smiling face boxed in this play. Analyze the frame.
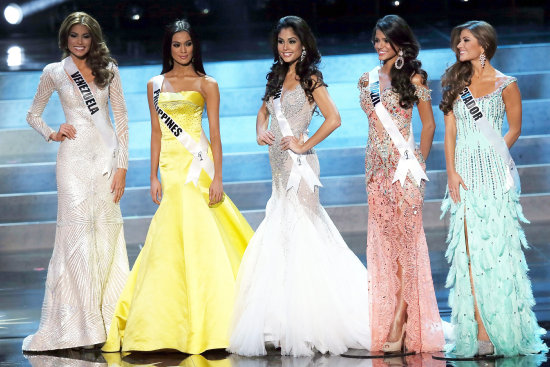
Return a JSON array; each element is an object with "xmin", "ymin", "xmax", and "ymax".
[
  {"xmin": 373, "ymin": 29, "xmax": 397, "ymax": 62},
  {"xmin": 171, "ymin": 31, "xmax": 193, "ymax": 66},
  {"xmin": 456, "ymin": 29, "xmax": 484, "ymax": 62},
  {"xmin": 277, "ymin": 27, "xmax": 302, "ymax": 64},
  {"xmin": 67, "ymin": 24, "xmax": 92, "ymax": 59}
]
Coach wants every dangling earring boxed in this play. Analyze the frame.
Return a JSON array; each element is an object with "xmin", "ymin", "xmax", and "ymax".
[
  {"xmin": 479, "ymin": 52, "xmax": 486, "ymax": 69},
  {"xmin": 395, "ymin": 49, "xmax": 404, "ymax": 70},
  {"xmin": 300, "ymin": 48, "xmax": 306, "ymax": 62},
  {"xmin": 278, "ymin": 56, "xmax": 283, "ymax": 64}
]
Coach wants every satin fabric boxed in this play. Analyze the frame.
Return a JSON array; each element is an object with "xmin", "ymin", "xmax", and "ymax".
[{"xmin": 103, "ymin": 91, "xmax": 253, "ymax": 354}]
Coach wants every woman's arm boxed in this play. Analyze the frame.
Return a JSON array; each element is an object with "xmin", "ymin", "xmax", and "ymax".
[
  {"xmin": 147, "ymin": 80, "xmax": 162, "ymax": 205},
  {"xmin": 444, "ymin": 111, "xmax": 467, "ymax": 203},
  {"xmin": 281, "ymin": 79, "xmax": 341, "ymax": 154},
  {"xmin": 27, "ymin": 65, "xmax": 74, "ymax": 142},
  {"xmin": 109, "ymin": 65, "xmax": 129, "ymax": 203},
  {"xmin": 256, "ymin": 101, "xmax": 274, "ymax": 145},
  {"xmin": 203, "ymin": 76, "xmax": 224, "ymax": 206},
  {"xmin": 412, "ymin": 74, "xmax": 435, "ymax": 160},
  {"xmin": 502, "ymin": 81, "xmax": 522, "ymax": 148}
]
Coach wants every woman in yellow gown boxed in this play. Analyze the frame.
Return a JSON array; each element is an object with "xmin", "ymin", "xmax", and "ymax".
[{"xmin": 102, "ymin": 19, "xmax": 253, "ymax": 354}]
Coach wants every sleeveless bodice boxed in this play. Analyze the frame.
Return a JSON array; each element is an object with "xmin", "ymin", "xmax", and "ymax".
[
  {"xmin": 358, "ymin": 72, "xmax": 430, "ymax": 183},
  {"xmin": 452, "ymin": 77, "xmax": 517, "ymax": 197},
  {"xmin": 158, "ymin": 91, "xmax": 205, "ymax": 142}
]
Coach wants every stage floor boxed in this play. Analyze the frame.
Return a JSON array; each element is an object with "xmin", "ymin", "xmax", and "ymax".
[{"xmin": 1, "ymin": 225, "xmax": 549, "ymax": 366}]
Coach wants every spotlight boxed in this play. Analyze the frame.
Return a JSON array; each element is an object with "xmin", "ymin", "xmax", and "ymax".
[
  {"xmin": 392, "ymin": 0, "xmax": 400, "ymax": 6},
  {"xmin": 4, "ymin": 3, "xmax": 23, "ymax": 24},
  {"xmin": 7, "ymin": 45, "xmax": 24, "ymax": 67},
  {"xmin": 127, "ymin": 4, "xmax": 143, "ymax": 21},
  {"xmin": 194, "ymin": 0, "xmax": 210, "ymax": 15}
]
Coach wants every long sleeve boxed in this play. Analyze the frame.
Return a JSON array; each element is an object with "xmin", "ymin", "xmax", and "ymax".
[
  {"xmin": 109, "ymin": 65, "xmax": 129, "ymax": 170},
  {"xmin": 27, "ymin": 64, "xmax": 56, "ymax": 141}
]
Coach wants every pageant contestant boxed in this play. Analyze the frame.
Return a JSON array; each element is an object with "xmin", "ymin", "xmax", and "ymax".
[
  {"xmin": 23, "ymin": 12, "xmax": 130, "ymax": 351},
  {"xmin": 229, "ymin": 16, "xmax": 370, "ymax": 357},
  {"xmin": 440, "ymin": 20, "xmax": 547, "ymax": 357},
  {"xmin": 358, "ymin": 15, "xmax": 444, "ymax": 353},
  {"xmin": 102, "ymin": 19, "xmax": 253, "ymax": 354}
]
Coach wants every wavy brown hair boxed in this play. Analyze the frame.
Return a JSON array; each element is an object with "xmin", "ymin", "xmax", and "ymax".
[
  {"xmin": 58, "ymin": 12, "xmax": 116, "ymax": 89},
  {"xmin": 263, "ymin": 16, "xmax": 326, "ymax": 104},
  {"xmin": 373, "ymin": 15, "xmax": 428, "ymax": 109},
  {"xmin": 439, "ymin": 21, "xmax": 497, "ymax": 114}
]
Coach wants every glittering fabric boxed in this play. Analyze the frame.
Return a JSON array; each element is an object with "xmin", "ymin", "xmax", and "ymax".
[
  {"xmin": 358, "ymin": 72, "xmax": 444, "ymax": 353},
  {"xmin": 23, "ymin": 62, "xmax": 130, "ymax": 351},
  {"xmin": 441, "ymin": 77, "xmax": 548, "ymax": 357},
  {"xmin": 229, "ymin": 85, "xmax": 371, "ymax": 357}
]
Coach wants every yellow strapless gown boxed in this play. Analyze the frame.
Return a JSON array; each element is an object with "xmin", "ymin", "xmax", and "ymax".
[{"xmin": 102, "ymin": 91, "xmax": 253, "ymax": 354}]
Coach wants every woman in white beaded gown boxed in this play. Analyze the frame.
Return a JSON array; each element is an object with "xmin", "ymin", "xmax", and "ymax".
[
  {"xmin": 23, "ymin": 12, "xmax": 129, "ymax": 351},
  {"xmin": 228, "ymin": 16, "xmax": 370, "ymax": 357}
]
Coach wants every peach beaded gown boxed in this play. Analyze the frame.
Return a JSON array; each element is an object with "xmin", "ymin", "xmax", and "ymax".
[{"xmin": 358, "ymin": 73, "xmax": 444, "ymax": 353}]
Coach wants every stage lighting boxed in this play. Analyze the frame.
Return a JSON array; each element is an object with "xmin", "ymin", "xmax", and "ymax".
[
  {"xmin": 7, "ymin": 45, "xmax": 24, "ymax": 67},
  {"xmin": 194, "ymin": 0, "xmax": 210, "ymax": 15},
  {"xmin": 4, "ymin": 3, "xmax": 23, "ymax": 24},
  {"xmin": 127, "ymin": 4, "xmax": 143, "ymax": 21},
  {"xmin": 392, "ymin": 0, "xmax": 400, "ymax": 6}
]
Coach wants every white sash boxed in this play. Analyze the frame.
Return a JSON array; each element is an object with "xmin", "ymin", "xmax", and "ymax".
[
  {"xmin": 62, "ymin": 56, "xmax": 118, "ymax": 178},
  {"xmin": 151, "ymin": 75, "xmax": 214, "ymax": 186},
  {"xmin": 273, "ymin": 95, "xmax": 322, "ymax": 193},
  {"xmin": 459, "ymin": 86, "xmax": 520, "ymax": 192},
  {"xmin": 367, "ymin": 66, "xmax": 428, "ymax": 186}
]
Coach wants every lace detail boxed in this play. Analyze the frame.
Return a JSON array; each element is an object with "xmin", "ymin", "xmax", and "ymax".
[
  {"xmin": 442, "ymin": 76, "xmax": 548, "ymax": 357},
  {"xmin": 23, "ymin": 62, "xmax": 130, "ymax": 351},
  {"xmin": 230, "ymin": 85, "xmax": 371, "ymax": 356},
  {"xmin": 359, "ymin": 71, "xmax": 444, "ymax": 353}
]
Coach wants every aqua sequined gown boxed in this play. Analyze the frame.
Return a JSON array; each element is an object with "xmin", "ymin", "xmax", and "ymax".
[{"xmin": 441, "ymin": 77, "xmax": 547, "ymax": 357}]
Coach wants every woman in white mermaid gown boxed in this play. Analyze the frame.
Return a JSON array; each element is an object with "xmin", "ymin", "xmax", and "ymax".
[{"xmin": 229, "ymin": 16, "xmax": 370, "ymax": 357}]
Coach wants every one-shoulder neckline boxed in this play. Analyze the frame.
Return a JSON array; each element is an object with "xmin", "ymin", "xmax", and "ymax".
[{"xmin": 160, "ymin": 90, "xmax": 205, "ymax": 101}]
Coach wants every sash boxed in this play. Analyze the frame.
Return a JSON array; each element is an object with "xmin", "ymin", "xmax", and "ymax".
[
  {"xmin": 273, "ymin": 93, "xmax": 322, "ymax": 193},
  {"xmin": 62, "ymin": 56, "xmax": 118, "ymax": 178},
  {"xmin": 459, "ymin": 87, "xmax": 520, "ymax": 192},
  {"xmin": 151, "ymin": 75, "xmax": 214, "ymax": 186},
  {"xmin": 367, "ymin": 66, "xmax": 428, "ymax": 186}
]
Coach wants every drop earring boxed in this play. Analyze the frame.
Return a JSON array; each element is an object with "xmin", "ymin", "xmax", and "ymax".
[
  {"xmin": 278, "ymin": 56, "xmax": 283, "ymax": 64},
  {"xmin": 479, "ymin": 52, "xmax": 486, "ymax": 69},
  {"xmin": 395, "ymin": 49, "xmax": 404, "ymax": 70},
  {"xmin": 300, "ymin": 48, "xmax": 306, "ymax": 62}
]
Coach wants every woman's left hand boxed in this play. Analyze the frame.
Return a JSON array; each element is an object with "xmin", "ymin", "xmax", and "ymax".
[
  {"xmin": 281, "ymin": 135, "xmax": 306, "ymax": 154},
  {"xmin": 111, "ymin": 168, "xmax": 127, "ymax": 203},
  {"xmin": 209, "ymin": 176, "xmax": 224, "ymax": 207}
]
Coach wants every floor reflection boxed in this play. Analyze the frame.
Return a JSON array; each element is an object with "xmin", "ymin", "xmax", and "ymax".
[{"xmin": 20, "ymin": 349, "xmax": 549, "ymax": 367}]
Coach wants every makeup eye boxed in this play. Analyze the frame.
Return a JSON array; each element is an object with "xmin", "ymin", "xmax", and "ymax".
[
  {"xmin": 83, "ymin": 34, "xmax": 91, "ymax": 39},
  {"xmin": 289, "ymin": 39, "xmax": 296, "ymax": 44},
  {"xmin": 277, "ymin": 39, "xmax": 284, "ymax": 44},
  {"xmin": 69, "ymin": 33, "xmax": 77, "ymax": 38},
  {"xmin": 185, "ymin": 41, "xmax": 192, "ymax": 47},
  {"xmin": 172, "ymin": 42, "xmax": 180, "ymax": 48}
]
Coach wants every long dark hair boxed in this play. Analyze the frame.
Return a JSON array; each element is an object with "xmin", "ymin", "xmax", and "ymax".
[
  {"xmin": 161, "ymin": 19, "xmax": 206, "ymax": 75},
  {"xmin": 263, "ymin": 16, "xmax": 326, "ymax": 103},
  {"xmin": 439, "ymin": 21, "xmax": 497, "ymax": 114},
  {"xmin": 58, "ymin": 12, "xmax": 115, "ymax": 89},
  {"xmin": 373, "ymin": 15, "xmax": 427, "ymax": 109}
]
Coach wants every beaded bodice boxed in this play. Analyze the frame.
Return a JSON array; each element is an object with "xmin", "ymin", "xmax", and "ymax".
[
  {"xmin": 452, "ymin": 77, "xmax": 517, "ymax": 196},
  {"xmin": 358, "ymin": 72, "xmax": 430, "ymax": 183},
  {"xmin": 266, "ymin": 85, "xmax": 317, "ymax": 194},
  {"xmin": 158, "ymin": 91, "xmax": 205, "ymax": 142}
]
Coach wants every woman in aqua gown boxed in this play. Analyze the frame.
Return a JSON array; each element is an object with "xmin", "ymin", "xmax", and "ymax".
[
  {"xmin": 440, "ymin": 20, "xmax": 547, "ymax": 357},
  {"xmin": 102, "ymin": 19, "xmax": 253, "ymax": 354}
]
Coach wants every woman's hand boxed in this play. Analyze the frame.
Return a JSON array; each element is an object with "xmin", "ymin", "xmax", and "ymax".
[
  {"xmin": 209, "ymin": 176, "xmax": 224, "ymax": 207},
  {"xmin": 280, "ymin": 135, "xmax": 306, "ymax": 154},
  {"xmin": 257, "ymin": 130, "xmax": 275, "ymax": 145},
  {"xmin": 111, "ymin": 168, "xmax": 127, "ymax": 203},
  {"xmin": 447, "ymin": 171, "xmax": 467, "ymax": 203},
  {"xmin": 150, "ymin": 176, "xmax": 162, "ymax": 205},
  {"xmin": 50, "ymin": 123, "xmax": 77, "ymax": 141}
]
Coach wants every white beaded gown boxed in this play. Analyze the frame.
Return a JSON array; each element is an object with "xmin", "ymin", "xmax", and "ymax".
[
  {"xmin": 228, "ymin": 85, "xmax": 371, "ymax": 357},
  {"xmin": 23, "ymin": 61, "xmax": 130, "ymax": 351}
]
